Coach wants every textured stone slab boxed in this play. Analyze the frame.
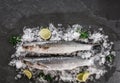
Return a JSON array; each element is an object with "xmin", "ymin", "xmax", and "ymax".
[{"xmin": 107, "ymin": 71, "xmax": 120, "ymax": 83}]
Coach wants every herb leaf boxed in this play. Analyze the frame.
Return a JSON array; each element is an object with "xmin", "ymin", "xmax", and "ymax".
[
  {"xmin": 80, "ymin": 31, "xmax": 89, "ymax": 39},
  {"xmin": 9, "ymin": 36, "xmax": 21, "ymax": 45},
  {"xmin": 106, "ymin": 54, "xmax": 114, "ymax": 63}
]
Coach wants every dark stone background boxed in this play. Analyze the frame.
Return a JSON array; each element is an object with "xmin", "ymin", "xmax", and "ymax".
[{"xmin": 0, "ymin": 0, "xmax": 120, "ymax": 83}]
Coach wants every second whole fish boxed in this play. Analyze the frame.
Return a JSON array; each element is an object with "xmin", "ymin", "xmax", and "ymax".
[{"xmin": 22, "ymin": 57, "xmax": 94, "ymax": 70}]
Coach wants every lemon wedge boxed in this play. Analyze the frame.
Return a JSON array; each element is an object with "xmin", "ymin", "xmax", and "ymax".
[
  {"xmin": 39, "ymin": 28, "xmax": 51, "ymax": 40},
  {"xmin": 76, "ymin": 71, "xmax": 90, "ymax": 82},
  {"xmin": 23, "ymin": 69, "xmax": 32, "ymax": 79}
]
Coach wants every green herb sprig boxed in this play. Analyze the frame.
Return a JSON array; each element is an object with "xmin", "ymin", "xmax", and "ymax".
[{"xmin": 9, "ymin": 36, "xmax": 21, "ymax": 45}]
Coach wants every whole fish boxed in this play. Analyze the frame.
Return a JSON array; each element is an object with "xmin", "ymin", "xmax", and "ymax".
[
  {"xmin": 23, "ymin": 57, "xmax": 94, "ymax": 70},
  {"xmin": 22, "ymin": 41, "xmax": 94, "ymax": 54}
]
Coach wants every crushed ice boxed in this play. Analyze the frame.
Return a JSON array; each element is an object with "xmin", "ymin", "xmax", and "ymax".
[{"xmin": 9, "ymin": 23, "xmax": 115, "ymax": 83}]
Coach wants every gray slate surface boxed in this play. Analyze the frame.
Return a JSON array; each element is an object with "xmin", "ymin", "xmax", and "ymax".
[{"xmin": 0, "ymin": 0, "xmax": 120, "ymax": 83}]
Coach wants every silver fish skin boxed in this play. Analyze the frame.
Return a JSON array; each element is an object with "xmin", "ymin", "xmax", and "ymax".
[
  {"xmin": 22, "ymin": 41, "xmax": 93, "ymax": 54},
  {"xmin": 23, "ymin": 57, "xmax": 94, "ymax": 70}
]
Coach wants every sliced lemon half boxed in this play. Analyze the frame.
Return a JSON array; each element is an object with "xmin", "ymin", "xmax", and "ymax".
[
  {"xmin": 76, "ymin": 71, "xmax": 90, "ymax": 82},
  {"xmin": 39, "ymin": 28, "xmax": 51, "ymax": 40},
  {"xmin": 23, "ymin": 69, "xmax": 32, "ymax": 79}
]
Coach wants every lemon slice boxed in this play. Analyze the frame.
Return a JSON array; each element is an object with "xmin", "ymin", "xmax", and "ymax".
[
  {"xmin": 23, "ymin": 69, "xmax": 32, "ymax": 79},
  {"xmin": 39, "ymin": 28, "xmax": 51, "ymax": 40},
  {"xmin": 76, "ymin": 71, "xmax": 90, "ymax": 82}
]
